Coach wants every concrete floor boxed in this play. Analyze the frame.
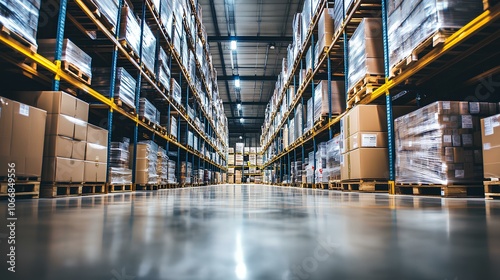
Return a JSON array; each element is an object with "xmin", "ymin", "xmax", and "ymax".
[{"xmin": 1, "ymin": 184, "xmax": 500, "ymax": 280}]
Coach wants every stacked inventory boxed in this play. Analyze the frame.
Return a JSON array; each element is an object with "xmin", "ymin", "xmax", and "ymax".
[
  {"xmin": 0, "ymin": 0, "xmax": 41, "ymax": 48},
  {"xmin": 85, "ymin": 124, "xmax": 109, "ymax": 183},
  {"xmin": 347, "ymin": 19, "xmax": 384, "ymax": 93},
  {"xmin": 167, "ymin": 160, "xmax": 177, "ymax": 184},
  {"xmin": 235, "ymin": 170, "xmax": 242, "ymax": 184},
  {"xmin": 228, "ymin": 167, "xmax": 235, "ymax": 183},
  {"xmin": 291, "ymin": 161, "xmax": 303, "ymax": 184},
  {"xmin": 387, "ymin": 0, "xmax": 483, "ymax": 72},
  {"xmin": 16, "ymin": 91, "xmax": 90, "ymax": 183},
  {"xmin": 181, "ymin": 161, "xmax": 192, "ymax": 184},
  {"xmin": 93, "ymin": 67, "xmax": 137, "ymax": 109},
  {"xmin": 139, "ymin": 98, "xmax": 160, "ymax": 125},
  {"xmin": 315, "ymin": 8, "xmax": 334, "ymax": 64},
  {"xmin": 326, "ymin": 135, "xmax": 342, "ymax": 182},
  {"xmin": 157, "ymin": 147, "xmax": 169, "ymax": 184},
  {"xmin": 314, "ymin": 81, "xmax": 345, "ymax": 123},
  {"xmin": 481, "ymin": 113, "xmax": 500, "ymax": 179},
  {"xmin": 156, "ymin": 47, "xmax": 171, "ymax": 91},
  {"xmin": 306, "ymin": 152, "xmax": 314, "ymax": 183},
  {"xmin": 315, "ymin": 142, "xmax": 328, "ymax": 183},
  {"xmin": 341, "ymin": 105, "xmax": 389, "ymax": 181},
  {"xmin": 133, "ymin": 141, "xmax": 159, "ymax": 185},
  {"xmin": 92, "ymin": 0, "xmax": 120, "ymax": 33},
  {"xmin": 235, "ymin": 143, "xmax": 244, "ymax": 166},
  {"xmin": 395, "ymin": 101, "xmax": 497, "ymax": 184},
  {"xmin": 109, "ymin": 139, "xmax": 132, "ymax": 184},
  {"xmin": 0, "ymin": 97, "xmax": 46, "ymax": 179}
]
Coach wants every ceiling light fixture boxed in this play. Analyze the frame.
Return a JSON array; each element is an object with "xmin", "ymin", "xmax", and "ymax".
[
  {"xmin": 239, "ymin": 136, "xmax": 243, "ymax": 139},
  {"xmin": 231, "ymin": 40, "xmax": 237, "ymax": 50},
  {"xmin": 240, "ymin": 118, "xmax": 244, "ymax": 123},
  {"xmin": 269, "ymin": 42, "xmax": 276, "ymax": 50},
  {"xmin": 237, "ymin": 102, "xmax": 242, "ymax": 109},
  {"xmin": 234, "ymin": 76, "xmax": 241, "ymax": 88}
]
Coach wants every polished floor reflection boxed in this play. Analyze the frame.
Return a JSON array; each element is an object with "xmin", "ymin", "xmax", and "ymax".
[{"xmin": 1, "ymin": 184, "xmax": 500, "ymax": 279}]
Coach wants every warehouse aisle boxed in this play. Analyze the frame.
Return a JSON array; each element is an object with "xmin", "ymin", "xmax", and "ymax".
[{"xmin": 1, "ymin": 184, "xmax": 500, "ymax": 280}]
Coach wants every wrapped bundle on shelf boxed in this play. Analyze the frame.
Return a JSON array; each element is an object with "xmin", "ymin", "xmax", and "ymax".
[
  {"xmin": 289, "ymin": 118, "xmax": 296, "ymax": 146},
  {"xmin": 142, "ymin": 23, "xmax": 157, "ymax": 76},
  {"xmin": 235, "ymin": 154, "xmax": 244, "ymax": 166},
  {"xmin": 333, "ymin": 0, "xmax": 343, "ymax": 36},
  {"xmin": 170, "ymin": 78, "xmax": 182, "ymax": 105},
  {"xmin": 133, "ymin": 141, "xmax": 159, "ymax": 185},
  {"xmin": 93, "ymin": 0, "xmax": 119, "ymax": 34},
  {"xmin": 170, "ymin": 116, "xmax": 178, "ymax": 138},
  {"xmin": 283, "ymin": 125, "xmax": 289, "ymax": 149},
  {"xmin": 167, "ymin": 160, "xmax": 176, "ymax": 184},
  {"xmin": 157, "ymin": 147, "xmax": 169, "ymax": 184},
  {"xmin": 188, "ymin": 131, "xmax": 194, "ymax": 148},
  {"xmin": 93, "ymin": 67, "xmax": 137, "ymax": 109},
  {"xmin": 139, "ymin": 98, "xmax": 160, "ymax": 125},
  {"xmin": 236, "ymin": 143, "xmax": 244, "ymax": 154},
  {"xmin": 387, "ymin": 0, "xmax": 483, "ymax": 72},
  {"xmin": 120, "ymin": 6, "xmax": 141, "ymax": 58},
  {"xmin": 156, "ymin": 47, "xmax": 171, "ymax": 91},
  {"xmin": 306, "ymin": 151, "xmax": 314, "ymax": 183},
  {"xmin": 38, "ymin": 39, "xmax": 92, "ymax": 83},
  {"xmin": 326, "ymin": 135, "xmax": 342, "ymax": 181},
  {"xmin": 109, "ymin": 138, "xmax": 132, "ymax": 184},
  {"xmin": 314, "ymin": 80, "xmax": 345, "ymax": 123},
  {"xmin": 301, "ymin": 0, "xmax": 312, "ymax": 44},
  {"xmin": 347, "ymin": 18, "xmax": 384, "ymax": 93},
  {"xmin": 305, "ymin": 98, "xmax": 313, "ymax": 133},
  {"xmin": 305, "ymin": 46, "xmax": 313, "ymax": 73},
  {"xmin": 180, "ymin": 161, "xmax": 192, "ymax": 184},
  {"xmin": 173, "ymin": 26, "xmax": 182, "ymax": 55},
  {"xmin": 481, "ymin": 113, "xmax": 500, "ymax": 179},
  {"xmin": 295, "ymin": 104, "xmax": 304, "ymax": 141},
  {"xmin": 0, "ymin": 0, "xmax": 41, "ymax": 48},
  {"xmin": 160, "ymin": 0, "xmax": 173, "ymax": 37},
  {"xmin": 395, "ymin": 101, "xmax": 492, "ymax": 184},
  {"xmin": 315, "ymin": 142, "xmax": 328, "ymax": 183},
  {"xmin": 316, "ymin": 8, "xmax": 334, "ymax": 63}
]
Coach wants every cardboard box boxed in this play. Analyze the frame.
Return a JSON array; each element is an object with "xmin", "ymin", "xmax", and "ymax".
[
  {"xmin": 341, "ymin": 148, "xmax": 389, "ymax": 180},
  {"xmin": 84, "ymin": 161, "xmax": 107, "ymax": 182},
  {"xmin": 344, "ymin": 105, "xmax": 387, "ymax": 137},
  {"xmin": 481, "ymin": 114, "xmax": 500, "ymax": 178},
  {"xmin": 42, "ymin": 157, "xmax": 84, "ymax": 182},
  {"xmin": 0, "ymin": 97, "xmax": 47, "ymax": 177},
  {"xmin": 16, "ymin": 91, "xmax": 89, "ymax": 122},
  {"xmin": 46, "ymin": 113, "xmax": 87, "ymax": 140},
  {"xmin": 86, "ymin": 143, "xmax": 108, "ymax": 163},
  {"xmin": 348, "ymin": 132, "xmax": 387, "ymax": 152},
  {"xmin": 44, "ymin": 135, "xmax": 73, "ymax": 158},
  {"xmin": 87, "ymin": 124, "xmax": 108, "ymax": 146}
]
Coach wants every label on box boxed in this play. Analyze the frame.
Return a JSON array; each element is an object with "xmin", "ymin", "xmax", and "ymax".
[
  {"xmin": 484, "ymin": 117, "xmax": 493, "ymax": 136},
  {"xmin": 469, "ymin": 102, "xmax": 480, "ymax": 114},
  {"xmin": 443, "ymin": 135, "xmax": 452, "ymax": 143},
  {"xmin": 361, "ymin": 134, "xmax": 377, "ymax": 147},
  {"xmin": 19, "ymin": 104, "xmax": 29, "ymax": 117},
  {"xmin": 455, "ymin": 170, "xmax": 465, "ymax": 178},
  {"xmin": 461, "ymin": 115, "xmax": 473, "ymax": 129},
  {"xmin": 452, "ymin": 135, "xmax": 461, "ymax": 147},
  {"xmin": 484, "ymin": 143, "xmax": 491, "ymax": 150},
  {"xmin": 462, "ymin": 134, "xmax": 473, "ymax": 146},
  {"xmin": 443, "ymin": 102, "xmax": 451, "ymax": 110}
]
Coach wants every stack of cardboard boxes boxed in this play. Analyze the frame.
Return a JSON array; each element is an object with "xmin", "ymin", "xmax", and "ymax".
[
  {"xmin": 396, "ymin": 101, "xmax": 497, "ymax": 184},
  {"xmin": 481, "ymin": 113, "xmax": 500, "ymax": 179},
  {"xmin": 180, "ymin": 161, "xmax": 192, "ymax": 184},
  {"xmin": 133, "ymin": 141, "xmax": 159, "ymax": 185},
  {"xmin": 157, "ymin": 147, "xmax": 169, "ymax": 185},
  {"xmin": 314, "ymin": 80, "xmax": 345, "ymax": 123},
  {"xmin": 109, "ymin": 138, "xmax": 132, "ymax": 184},
  {"xmin": 315, "ymin": 8, "xmax": 334, "ymax": 65},
  {"xmin": 0, "ymin": 97, "xmax": 46, "ymax": 178}
]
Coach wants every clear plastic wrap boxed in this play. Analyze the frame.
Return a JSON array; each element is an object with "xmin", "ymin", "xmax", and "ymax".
[
  {"xmin": 94, "ymin": 0, "xmax": 119, "ymax": 33},
  {"xmin": 180, "ymin": 161, "xmax": 192, "ymax": 184},
  {"xmin": 387, "ymin": 0, "xmax": 483, "ymax": 71},
  {"xmin": 170, "ymin": 116, "xmax": 178, "ymax": 138},
  {"xmin": 333, "ymin": 0, "xmax": 343, "ymax": 36},
  {"xmin": 139, "ymin": 98, "xmax": 159, "ymax": 124},
  {"xmin": 170, "ymin": 78, "xmax": 182, "ymax": 105},
  {"xmin": 92, "ymin": 67, "xmax": 137, "ymax": 109},
  {"xmin": 301, "ymin": 0, "xmax": 312, "ymax": 45},
  {"xmin": 295, "ymin": 103, "xmax": 303, "ymax": 142},
  {"xmin": 160, "ymin": 0, "xmax": 173, "ymax": 37},
  {"xmin": 38, "ymin": 39, "xmax": 92, "ymax": 80},
  {"xmin": 120, "ymin": 6, "xmax": 141, "ymax": 57},
  {"xmin": 306, "ymin": 97, "xmax": 313, "ymax": 133},
  {"xmin": 395, "ymin": 101, "xmax": 486, "ymax": 184},
  {"xmin": 347, "ymin": 18, "xmax": 384, "ymax": 92},
  {"xmin": 307, "ymin": 151, "xmax": 314, "ymax": 183},
  {"xmin": 0, "ymin": 0, "xmax": 40, "ymax": 47},
  {"xmin": 109, "ymin": 138, "xmax": 132, "ymax": 184},
  {"xmin": 142, "ymin": 23, "xmax": 157, "ymax": 76},
  {"xmin": 326, "ymin": 135, "xmax": 342, "ymax": 181},
  {"xmin": 315, "ymin": 142, "xmax": 328, "ymax": 183},
  {"xmin": 314, "ymin": 80, "xmax": 345, "ymax": 122},
  {"xmin": 167, "ymin": 159, "xmax": 177, "ymax": 184},
  {"xmin": 157, "ymin": 147, "xmax": 169, "ymax": 184}
]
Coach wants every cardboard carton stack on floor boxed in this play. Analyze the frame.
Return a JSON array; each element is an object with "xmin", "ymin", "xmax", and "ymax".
[
  {"xmin": 109, "ymin": 138, "xmax": 132, "ymax": 184},
  {"xmin": 157, "ymin": 147, "xmax": 169, "ymax": 185},
  {"xmin": 16, "ymin": 91, "xmax": 109, "ymax": 183},
  {"xmin": 396, "ymin": 101, "xmax": 497, "ymax": 184},
  {"xmin": 235, "ymin": 170, "xmax": 242, "ymax": 184},
  {"xmin": 326, "ymin": 135, "xmax": 342, "ymax": 182},
  {"xmin": 132, "ymin": 141, "xmax": 159, "ymax": 185},
  {"xmin": 0, "ymin": 97, "xmax": 46, "ymax": 178},
  {"xmin": 481, "ymin": 113, "xmax": 500, "ymax": 179},
  {"xmin": 180, "ymin": 161, "xmax": 192, "ymax": 184}
]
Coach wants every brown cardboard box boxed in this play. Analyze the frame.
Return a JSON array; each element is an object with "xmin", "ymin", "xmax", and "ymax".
[
  {"xmin": 16, "ymin": 91, "xmax": 89, "ymax": 122},
  {"xmin": 364, "ymin": 57, "xmax": 385, "ymax": 76},
  {"xmin": 348, "ymin": 132, "xmax": 387, "ymax": 152},
  {"xmin": 46, "ymin": 114, "xmax": 88, "ymax": 140},
  {"xmin": 135, "ymin": 172, "xmax": 150, "ymax": 184},
  {"xmin": 365, "ymin": 37, "xmax": 384, "ymax": 58},
  {"xmin": 345, "ymin": 105, "xmax": 387, "ymax": 137},
  {"xmin": 0, "ymin": 97, "xmax": 47, "ymax": 177},
  {"xmin": 87, "ymin": 124, "xmax": 108, "ymax": 146},
  {"xmin": 135, "ymin": 159, "xmax": 149, "ymax": 171},
  {"xmin": 84, "ymin": 161, "xmax": 107, "ymax": 182},
  {"xmin": 341, "ymin": 148, "xmax": 389, "ymax": 180},
  {"xmin": 481, "ymin": 114, "xmax": 500, "ymax": 178},
  {"xmin": 42, "ymin": 157, "xmax": 84, "ymax": 182},
  {"xmin": 85, "ymin": 143, "xmax": 108, "ymax": 163},
  {"xmin": 43, "ymin": 136, "xmax": 86, "ymax": 160}
]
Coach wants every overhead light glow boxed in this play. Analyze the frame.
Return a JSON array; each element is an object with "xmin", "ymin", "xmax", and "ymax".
[
  {"xmin": 239, "ymin": 136, "xmax": 243, "ymax": 139},
  {"xmin": 235, "ymin": 77, "xmax": 241, "ymax": 88},
  {"xmin": 269, "ymin": 42, "xmax": 276, "ymax": 50},
  {"xmin": 231, "ymin": 40, "xmax": 237, "ymax": 50},
  {"xmin": 240, "ymin": 118, "xmax": 244, "ymax": 123},
  {"xmin": 237, "ymin": 103, "xmax": 242, "ymax": 109}
]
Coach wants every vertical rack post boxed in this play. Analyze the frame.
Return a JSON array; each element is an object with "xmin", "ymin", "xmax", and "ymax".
[
  {"xmin": 311, "ymin": 34, "xmax": 316, "ymax": 186},
  {"xmin": 327, "ymin": 50, "xmax": 333, "ymax": 140},
  {"xmin": 52, "ymin": 0, "xmax": 68, "ymax": 91}
]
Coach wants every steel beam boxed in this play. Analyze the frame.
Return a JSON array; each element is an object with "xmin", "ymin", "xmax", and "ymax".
[
  {"xmin": 208, "ymin": 36, "xmax": 292, "ymax": 43},
  {"xmin": 217, "ymin": 75, "xmax": 277, "ymax": 81}
]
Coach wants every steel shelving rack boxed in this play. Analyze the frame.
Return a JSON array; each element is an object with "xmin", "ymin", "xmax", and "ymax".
[
  {"xmin": 0, "ymin": 0, "xmax": 229, "ymax": 189},
  {"xmin": 260, "ymin": 0, "xmax": 500, "ymax": 191}
]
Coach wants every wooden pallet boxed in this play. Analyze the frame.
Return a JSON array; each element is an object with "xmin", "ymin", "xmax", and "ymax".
[
  {"xmin": 115, "ymin": 98, "xmax": 137, "ymax": 115},
  {"xmin": 0, "ymin": 24, "xmax": 37, "ymax": 53},
  {"xmin": 390, "ymin": 29, "xmax": 455, "ymax": 79},
  {"xmin": 396, "ymin": 183, "xmax": 484, "ymax": 198},
  {"xmin": 136, "ymin": 184, "xmax": 159, "ymax": 191},
  {"xmin": 62, "ymin": 61, "xmax": 91, "ymax": 85},
  {"xmin": 329, "ymin": 180, "xmax": 342, "ymax": 190},
  {"xmin": 107, "ymin": 183, "xmax": 133, "ymax": 193},
  {"xmin": 82, "ymin": 0, "xmax": 116, "ymax": 34},
  {"xmin": 342, "ymin": 180, "xmax": 389, "ymax": 193},
  {"xmin": 314, "ymin": 183, "xmax": 328, "ymax": 189},
  {"xmin": 81, "ymin": 183, "xmax": 106, "ymax": 196},
  {"xmin": 347, "ymin": 75, "xmax": 385, "ymax": 108},
  {"xmin": 0, "ymin": 180, "xmax": 40, "ymax": 199},
  {"xmin": 0, "ymin": 176, "xmax": 40, "ymax": 182},
  {"xmin": 484, "ymin": 180, "xmax": 500, "ymax": 200},
  {"xmin": 119, "ymin": 40, "xmax": 141, "ymax": 62},
  {"xmin": 40, "ymin": 183, "xmax": 84, "ymax": 198}
]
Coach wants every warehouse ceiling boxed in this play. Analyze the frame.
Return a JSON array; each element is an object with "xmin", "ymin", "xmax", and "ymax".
[{"xmin": 200, "ymin": 0, "xmax": 303, "ymax": 134}]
